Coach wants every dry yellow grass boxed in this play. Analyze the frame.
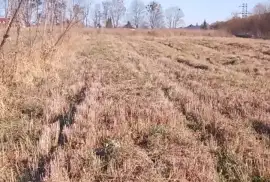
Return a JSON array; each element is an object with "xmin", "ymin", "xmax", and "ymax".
[{"xmin": 0, "ymin": 28, "xmax": 270, "ymax": 182}]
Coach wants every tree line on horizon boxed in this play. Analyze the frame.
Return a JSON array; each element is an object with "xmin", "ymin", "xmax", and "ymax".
[
  {"xmin": 85, "ymin": 0, "xmax": 186, "ymax": 29},
  {"xmin": 2, "ymin": 0, "xmax": 186, "ymax": 29},
  {"xmin": 3, "ymin": 0, "xmax": 270, "ymax": 34}
]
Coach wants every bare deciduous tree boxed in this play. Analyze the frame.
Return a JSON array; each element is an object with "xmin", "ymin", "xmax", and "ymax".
[
  {"xmin": 73, "ymin": 4, "xmax": 84, "ymax": 23},
  {"xmin": 42, "ymin": 0, "xmax": 67, "ymax": 31},
  {"xmin": 102, "ymin": 0, "xmax": 111, "ymax": 25},
  {"xmin": 8, "ymin": 0, "xmax": 41, "ymax": 22},
  {"xmin": 93, "ymin": 3, "xmax": 102, "ymax": 27},
  {"xmin": 129, "ymin": 0, "xmax": 145, "ymax": 28},
  {"xmin": 20, "ymin": 0, "xmax": 42, "ymax": 26},
  {"xmin": 231, "ymin": 11, "xmax": 239, "ymax": 19},
  {"xmin": 82, "ymin": 1, "xmax": 91, "ymax": 27},
  {"xmin": 7, "ymin": 0, "xmax": 27, "ymax": 26},
  {"xmin": 165, "ymin": 6, "xmax": 184, "ymax": 28},
  {"xmin": 253, "ymin": 3, "xmax": 269, "ymax": 15},
  {"xmin": 146, "ymin": 1, "xmax": 164, "ymax": 29},
  {"xmin": 109, "ymin": 0, "xmax": 126, "ymax": 27}
]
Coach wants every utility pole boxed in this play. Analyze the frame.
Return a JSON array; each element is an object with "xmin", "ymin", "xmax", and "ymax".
[{"xmin": 239, "ymin": 3, "xmax": 251, "ymax": 18}]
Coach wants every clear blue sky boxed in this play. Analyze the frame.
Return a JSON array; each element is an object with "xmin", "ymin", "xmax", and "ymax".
[{"xmin": 126, "ymin": 0, "xmax": 263, "ymax": 25}]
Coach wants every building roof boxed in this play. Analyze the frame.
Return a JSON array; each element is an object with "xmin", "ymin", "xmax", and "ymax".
[
  {"xmin": 185, "ymin": 24, "xmax": 201, "ymax": 29},
  {"xmin": 0, "ymin": 17, "xmax": 9, "ymax": 23}
]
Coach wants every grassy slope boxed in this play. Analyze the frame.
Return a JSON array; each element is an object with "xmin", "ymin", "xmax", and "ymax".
[{"xmin": 0, "ymin": 29, "xmax": 270, "ymax": 182}]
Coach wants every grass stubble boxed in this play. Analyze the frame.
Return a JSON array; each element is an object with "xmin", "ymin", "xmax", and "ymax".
[{"xmin": 0, "ymin": 28, "xmax": 270, "ymax": 182}]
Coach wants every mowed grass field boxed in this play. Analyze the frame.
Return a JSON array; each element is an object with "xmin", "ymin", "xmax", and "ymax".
[{"xmin": 0, "ymin": 29, "xmax": 270, "ymax": 182}]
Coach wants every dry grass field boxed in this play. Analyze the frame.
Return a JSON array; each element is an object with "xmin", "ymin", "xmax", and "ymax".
[{"xmin": 0, "ymin": 28, "xmax": 270, "ymax": 182}]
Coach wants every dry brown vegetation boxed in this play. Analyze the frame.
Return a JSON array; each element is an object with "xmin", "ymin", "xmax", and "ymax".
[
  {"xmin": 0, "ymin": 28, "xmax": 270, "ymax": 182},
  {"xmin": 211, "ymin": 13, "xmax": 270, "ymax": 39}
]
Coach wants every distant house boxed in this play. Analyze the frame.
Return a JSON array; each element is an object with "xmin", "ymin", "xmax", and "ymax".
[
  {"xmin": 0, "ymin": 17, "xmax": 9, "ymax": 25},
  {"xmin": 185, "ymin": 24, "xmax": 201, "ymax": 30}
]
